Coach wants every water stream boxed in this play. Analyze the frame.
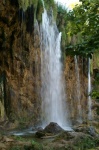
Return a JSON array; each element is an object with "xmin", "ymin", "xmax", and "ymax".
[
  {"xmin": 88, "ymin": 58, "xmax": 92, "ymax": 120},
  {"xmin": 40, "ymin": 8, "xmax": 70, "ymax": 129}
]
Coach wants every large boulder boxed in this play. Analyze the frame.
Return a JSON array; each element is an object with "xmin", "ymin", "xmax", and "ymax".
[
  {"xmin": 35, "ymin": 122, "xmax": 64, "ymax": 138},
  {"xmin": 43, "ymin": 122, "xmax": 64, "ymax": 134}
]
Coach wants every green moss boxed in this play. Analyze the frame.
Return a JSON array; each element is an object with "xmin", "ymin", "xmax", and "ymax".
[
  {"xmin": 93, "ymin": 51, "xmax": 99, "ymax": 69},
  {"xmin": 96, "ymin": 107, "xmax": 99, "ymax": 115},
  {"xmin": 17, "ymin": 0, "xmax": 57, "ymax": 28},
  {"xmin": 74, "ymin": 136, "xmax": 98, "ymax": 150},
  {"xmin": 10, "ymin": 141, "xmax": 43, "ymax": 150},
  {"xmin": 18, "ymin": 0, "xmax": 57, "ymax": 21},
  {"xmin": 61, "ymin": 29, "xmax": 66, "ymax": 47},
  {"xmin": 91, "ymin": 91, "xmax": 99, "ymax": 100},
  {"xmin": 36, "ymin": 0, "xmax": 57, "ymax": 23},
  {"xmin": 90, "ymin": 59, "xmax": 93, "ymax": 74},
  {"xmin": 36, "ymin": 0, "xmax": 43, "ymax": 23},
  {"xmin": 90, "ymin": 50, "xmax": 99, "ymax": 74},
  {"xmin": 18, "ymin": 0, "xmax": 29, "ymax": 11},
  {"xmin": 92, "ymin": 67, "xmax": 99, "ymax": 101},
  {"xmin": 18, "ymin": 0, "xmax": 38, "ymax": 11},
  {"xmin": 45, "ymin": 0, "xmax": 57, "ymax": 20}
]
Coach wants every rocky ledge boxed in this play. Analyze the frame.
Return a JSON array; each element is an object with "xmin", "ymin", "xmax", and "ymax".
[{"xmin": 0, "ymin": 122, "xmax": 99, "ymax": 150}]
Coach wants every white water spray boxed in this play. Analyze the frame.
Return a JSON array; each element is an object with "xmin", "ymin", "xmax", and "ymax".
[
  {"xmin": 74, "ymin": 56, "xmax": 82, "ymax": 122},
  {"xmin": 40, "ymin": 8, "xmax": 70, "ymax": 129},
  {"xmin": 88, "ymin": 58, "xmax": 92, "ymax": 120}
]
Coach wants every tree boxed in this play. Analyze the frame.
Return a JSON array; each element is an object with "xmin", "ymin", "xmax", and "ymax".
[{"xmin": 65, "ymin": 0, "xmax": 99, "ymax": 57}]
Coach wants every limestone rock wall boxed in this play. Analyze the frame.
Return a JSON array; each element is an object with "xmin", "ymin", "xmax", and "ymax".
[
  {"xmin": 64, "ymin": 56, "xmax": 89, "ymax": 124},
  {"xmin": 0, "ymin": 0, "xmax": 41, "ymax": 126}
]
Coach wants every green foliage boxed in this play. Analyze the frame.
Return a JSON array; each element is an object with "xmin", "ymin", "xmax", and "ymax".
[
  {"xmin": 24, "ymin": 140, "xmax": 43, "ymax": 150},
  {"xmin": 91, "ymin": 91, "xmax": 99, "ymax": 100},
  {"xmin": 31, "ymin": 140, "xmax": 43, "ymax": 150},
  {"xmin": 66, "ymin": 0, "xmax": 99, "ymax": 57},
  {"xmin": 74, "ymin": 136, "xmax": 98, "ymax": 150},
  {"xmin": 10, "ymin": 146, "xmax": 21, "ymax": 150},
  {"xmin": 10, "ymin": 139, "xmax": 43, "ymax": 150},
  {"xmin": 91, "ymin": 68, "xmax": 99, "ymax": 101},
  {"xmin": 14, "ymin": 136, "xmax": 26, "ymax": 141},
  {"xmin": 56, "ymin": 0, "xmax": 99, "ymax": 57}
]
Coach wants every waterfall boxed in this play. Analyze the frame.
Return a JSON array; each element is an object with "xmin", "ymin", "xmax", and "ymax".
[
  {"xmin": 88, "ymin": 58, "xmax": 92, "ymax": 120},
  {"xmin": 40, "ymin": 8, "xmax": 70, "ymax": 129},
  {"xmin": 74, "ymin": 56, "xmax": 82, "ymax": 122}
]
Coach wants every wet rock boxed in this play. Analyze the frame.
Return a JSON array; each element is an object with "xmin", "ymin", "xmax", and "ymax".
[
  {"xmin": 88, "ymin": 126, "xmax": 97, "ymax": 136},
  {"xmin": 35, "ymin": 126, "xmax": 46, "ymax": 138},
  {"xmin": 73, "ymin": 125, "xmax": 97, "ymax": 136},
  {"xmin": 43, "ymin": 122, "xmax": 64, "ymax": 134},
  {"xmin": 35, "ymin": 122, "xmax": 64, "ymax": 138},
  {"xmin": 35, "ymin": 130, "xmax": 45, "ymax": 138},
  {"xmin": 37, "ymin": 127, "xmax": 43, "ymax": 131}
]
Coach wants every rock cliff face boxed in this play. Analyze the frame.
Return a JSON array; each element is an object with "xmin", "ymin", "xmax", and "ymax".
[
  {"xmin": 0, "ymin": 0, "xmax": 98, "ymax": 128},
  {"xmin": 64, "ymin": 56, "xmax": 88, "ymax": 124},
  {"xmin": 0, "ymin": 0, "xmax": 41, "ymax": 126}
]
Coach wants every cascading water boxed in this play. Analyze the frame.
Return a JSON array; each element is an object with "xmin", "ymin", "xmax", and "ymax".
[
  {"xmin": 88, "ymin": 58, "xmax": 92, "ymax": 120},
  {"xmin": 74, "ymin": 56, "xmax": 82, "ymax": 122},
  {"xmin": 40, "ymin": 8, "xmax": 70, "ymax": 129}
]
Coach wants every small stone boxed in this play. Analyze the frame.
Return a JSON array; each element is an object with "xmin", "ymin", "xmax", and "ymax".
[{"xmin": 35, "ymin": 130, "xmax": 45, "ymax": 138}]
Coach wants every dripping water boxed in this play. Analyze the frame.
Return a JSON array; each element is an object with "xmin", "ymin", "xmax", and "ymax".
[
  {"xmin": 40, "ymin": 8, "xmax": 70, "ymax": 129},
  {"xmin": 88, "ymin": 58, "xmax": 92, "ymax": 120}
]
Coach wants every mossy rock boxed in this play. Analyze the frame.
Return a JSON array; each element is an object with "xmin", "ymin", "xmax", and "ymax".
[
  {"xmin": 54, "ymin": 131, "xmax": 75, "ymax": 142},
  {"xmin": 36, "ymin": 0, "xmax": 43, "ymax": 23}
]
